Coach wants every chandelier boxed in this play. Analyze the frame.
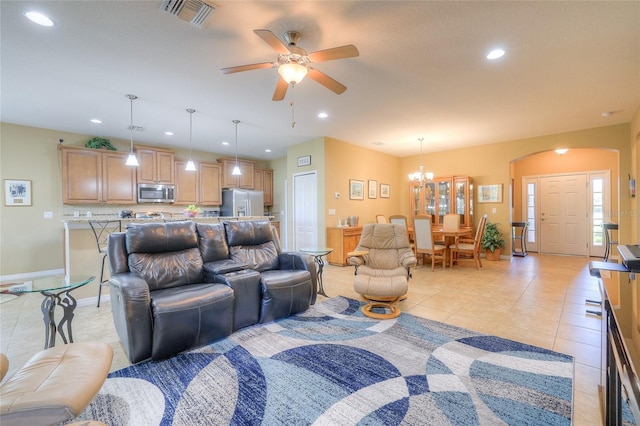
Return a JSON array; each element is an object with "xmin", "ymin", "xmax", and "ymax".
[{"xmin": 408, "ymin": 138, "xmax": 433, "ymax": 185}]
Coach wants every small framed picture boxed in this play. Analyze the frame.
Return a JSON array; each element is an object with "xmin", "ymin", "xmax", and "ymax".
[
  {"xmin": 349, "ymin": 179, "xmax": 364, "ymax": 200},
  {"xmin": 477, "ymin": 184, "xmax": 503, "ymax": 203},
  {"xmin": 297, "ymin": 155, "xmax": 311, "ymax": 167},
  {"xmin": 380, "ymin": 183, "xmax": 390, "ymax": 198},
  {"xmin": 368, "ymin": 180, "xmax": 377, "ymax": 199},
  {"xmin": 4, "ymin": 179, "xmax": 32, "ymax": 206}
]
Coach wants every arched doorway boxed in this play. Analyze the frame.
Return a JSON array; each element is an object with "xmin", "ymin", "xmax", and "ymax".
[{"xmin": 511, "ymin": 148, "xmax": 619, "ymax": 257}]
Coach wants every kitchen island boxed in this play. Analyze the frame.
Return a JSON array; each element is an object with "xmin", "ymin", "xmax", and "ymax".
[{"xmin": 62, "ymin": 216, "xmax": 276, "ymax": 301}]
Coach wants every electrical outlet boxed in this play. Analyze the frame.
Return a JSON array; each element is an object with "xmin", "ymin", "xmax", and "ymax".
[{"xmin": 492, "ymin": 208, "xmax": 497, "ymax": 214}]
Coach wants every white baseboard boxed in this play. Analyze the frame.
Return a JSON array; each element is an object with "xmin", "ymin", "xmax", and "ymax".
[{"xmin": 0, "ymin": 269, "xmax": 65, "ymax": 282}]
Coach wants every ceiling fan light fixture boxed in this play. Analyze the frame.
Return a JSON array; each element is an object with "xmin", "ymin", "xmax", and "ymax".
[{"xmin": 278, "ymin": 62, "xmax": 308, "ymax": 85}]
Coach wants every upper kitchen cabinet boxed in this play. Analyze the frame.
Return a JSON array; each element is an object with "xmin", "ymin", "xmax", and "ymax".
[
  {"xmin": 136, "ymin": 146, "xmax": 175, "ymax": 184},
  {"xmin": 218, "ymin": 158, "xmax": 254, "ymax": 189},
  {"xmin": 60, "ymin": 146, "xmax": 136, "ymax": 204},
  {"xmin": 254, "ymin": 168, "xmax": 273, "ymax": 206},
  {"xmin": 174, "ymin": 159, "xmax": 221, "ymax": 206}
]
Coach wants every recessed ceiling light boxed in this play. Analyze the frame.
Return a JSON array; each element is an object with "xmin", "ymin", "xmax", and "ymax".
[
  {"xmin": 164, "ymin": 131, "xmax": 174, "ymax": 136},
  {"xmin": 222, "ymin": 141, "xmax": 229, "ymax": 146},
  {"xmin": 318, "ymin": 112, "xmax": 328, "ymax": 119},
  {"xmin": 265, "ymin": 149, "xmax": 271, "ymax": 153},
  {"xmin": 25, "ymin": 11, "xmax": 53, "ymax": 26},
  {"xmin": 555, "ymin": 148, "xmax": 569, "ymax": 155},
  {"xmin": 486, "ymin": 48, "xmax": 506, "ymax": 60},
  {"xmin": 90, "ymin": 119, "xmax": 102, "ymax": 124}
]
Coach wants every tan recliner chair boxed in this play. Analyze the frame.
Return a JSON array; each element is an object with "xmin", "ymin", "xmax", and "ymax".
[
  {"xmin": 347, "ymin": 223, "xmax": 417, "ymax": 319},
  {"xmin": 0, "ymin": 342, "xmax": 113, "ymax": 426}
]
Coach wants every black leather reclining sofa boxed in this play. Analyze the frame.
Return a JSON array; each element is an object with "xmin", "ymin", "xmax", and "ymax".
[{"xmin": 107, "ymin": 219, "xmax": 317, "ymax": 363}]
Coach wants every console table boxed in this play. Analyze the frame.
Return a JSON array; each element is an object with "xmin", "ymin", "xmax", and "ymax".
[{"xmin": 326, "ymin": 226, "xmax": 362, "ymax": 266}]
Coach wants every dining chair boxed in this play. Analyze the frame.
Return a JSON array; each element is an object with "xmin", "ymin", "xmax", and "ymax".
[
  {"xmin": 375, "ymin": 214, "xmax": 388, "ymax": 224},
  {"xmin": 443, "ymin": 214, "xmax": 460, "ymax": 230},
  {"xmin": 389, "ymin": 215, "xmax": 416, "ymax": 256},
  {"xmin": 450, "ymin": 214, "xmax": 488, "ymax": 269},
  {"xmin": 88, "ymin": 220, "xmax": 122, "ymax": 307},
  {"xmin": 412, "ymin": 214, "xmax": 446, "ymax": 271}
]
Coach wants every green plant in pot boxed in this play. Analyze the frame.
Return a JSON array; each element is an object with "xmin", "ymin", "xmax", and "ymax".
[
  {"xmin": 85, "ymin": 136, "xmax": 117, "ymax": 151},
  {"xmin": 481, "ymin": 222, "xmax": 505, "ymax": 260}
]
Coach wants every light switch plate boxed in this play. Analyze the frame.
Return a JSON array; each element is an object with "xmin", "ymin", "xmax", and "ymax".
[
  {"xmin": 43, "ymin": 211, "xmax": 53, "ymax": 219},
  {"xmin": 328, "ymin": 209, "xmax": 336, "ymax": 215}
]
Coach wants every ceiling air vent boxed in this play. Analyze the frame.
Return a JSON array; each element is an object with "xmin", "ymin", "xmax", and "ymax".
[{"xmin": 161, "ymin": 0, "xmax": 216, "ymax": 28}]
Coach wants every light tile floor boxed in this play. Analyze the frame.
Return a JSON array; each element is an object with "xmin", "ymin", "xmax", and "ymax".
[{"xmin": 0, "ymin": 253, "xmax": 603, "ymax": 425}]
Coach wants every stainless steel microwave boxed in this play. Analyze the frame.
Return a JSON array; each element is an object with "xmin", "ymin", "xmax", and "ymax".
[{"xmin": 137, "ymin": 184, "xmax": 175, "ymax": 203}]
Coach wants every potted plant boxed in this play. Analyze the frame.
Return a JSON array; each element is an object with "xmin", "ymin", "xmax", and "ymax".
[
  {"xmin": 183, "ymin": 204, "xmax": 201, "ymax": 218},
  {"xmin": 85, "ymin": 136, "xmax": 117, "ymax": 151},
  {"xmin": 481, "ymin": 222, "xmax": 505, "ymax": 260}
]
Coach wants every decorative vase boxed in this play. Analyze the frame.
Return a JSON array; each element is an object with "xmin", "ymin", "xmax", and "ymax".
[
  {"xmin": 485, "ymin": 248, "xmax": 501, "ymax": 261},
  {"xmin": 184, "ymin": 211, "xmax": 197, "ymax": 218}
]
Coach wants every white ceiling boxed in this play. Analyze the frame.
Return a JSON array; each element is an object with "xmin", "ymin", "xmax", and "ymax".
[{"xmin": 1, "ymin": 1, "xmax": 639, "ymax": 160}]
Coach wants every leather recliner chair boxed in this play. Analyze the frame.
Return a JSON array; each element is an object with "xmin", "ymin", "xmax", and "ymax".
[
  {"xmin": 108, "ymin": 221, "xmax": 235, "ymax": 363},
  {"xmin": 222, "ymin": 220, "xmax": 317, "ymax": 323}
]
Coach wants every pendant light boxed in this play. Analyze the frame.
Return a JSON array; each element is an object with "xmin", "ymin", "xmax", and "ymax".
[
  {"xmin": 232, "ymin": 119, "xmax": 241, "ymax": 176},
  {"xmin": 125, "ymin": 94, "xmax": 139, "ymax": 166},
  {"xmin": 185, "ymin": 108, "xmax": 196, "ymax": 171}
]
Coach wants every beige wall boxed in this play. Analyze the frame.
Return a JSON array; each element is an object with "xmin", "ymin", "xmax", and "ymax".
[
  {"xmin": 1, "ymin": 120, "xmax": 636, "ymax": 292},
  {"xmin": 512, "ymin": 148, "xmax": 619, "ymax": 222}
]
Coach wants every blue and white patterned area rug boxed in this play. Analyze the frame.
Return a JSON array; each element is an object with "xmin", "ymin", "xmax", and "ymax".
[{"xmin": 71, "ymin": 297, "xmax": 574, "ymax": 425}]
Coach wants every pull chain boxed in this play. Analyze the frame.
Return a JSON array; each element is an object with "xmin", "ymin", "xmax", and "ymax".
[{"xmin": 289, "ymin": 84, "xmax": 297, "ymax": 128}]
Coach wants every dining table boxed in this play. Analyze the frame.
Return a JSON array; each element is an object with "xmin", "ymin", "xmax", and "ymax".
[{"xmin": 407, "ymin": 226, "xmax": 472, "ymax": 267}]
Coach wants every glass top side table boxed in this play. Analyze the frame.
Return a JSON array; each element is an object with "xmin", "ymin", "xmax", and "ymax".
[
  {"xmin": 0, "ymin": 275, "xmax": 95, "ymax": 349},
  {"xmin": 299, "ymin": 248, "xmax": 333, "ymax": 298}
]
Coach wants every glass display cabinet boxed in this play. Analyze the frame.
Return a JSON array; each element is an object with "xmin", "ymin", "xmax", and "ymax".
[{"xmin": 410, "ymin": 176, "xmax": 473, "ymax": 227}]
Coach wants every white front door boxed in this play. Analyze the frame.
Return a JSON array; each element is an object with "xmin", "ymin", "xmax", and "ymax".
[
  {"xmin": 293, "ymin": 171, "xmax": 318, "ymax": 249},
  {"xmin": 540, "ymin": 174, "xmax": 588, "ymax": 255}
]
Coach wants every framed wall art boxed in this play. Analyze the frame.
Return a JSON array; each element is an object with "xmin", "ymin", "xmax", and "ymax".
[
  {"xmin": 368, "ymin": 180, "xmax": 377, "ymax": 199},
  {"xmin": 349, "ymin": 179, "xmax": 364, "ymax": 200},
  {"xmin": 380, "ymin": 183, "xmax": 390, "ymax": 198},
  {"xmin": 297, "ymin": 155, "xmax": 311, "ymax": 167},
  {"xmin": 477, "ymin": 184, "xmax": 503, "ymax": 203},
  {"xmin": 4, "ymin": 179, "xmax": 32, "ymax": 206}
]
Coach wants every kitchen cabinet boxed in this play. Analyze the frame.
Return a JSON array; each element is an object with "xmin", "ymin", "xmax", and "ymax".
[
  {"xmin": 409, "ymin": 176, "xmax": 473, "ymax": 227},
  {"xmin": 174, "ymin": 159, "xmax": 221, "ymax": 206},
  {"xmin": 326, "ymin": 227, "xmax": 363, "ymax": 266},
  {"xmin": 60, "ymin": 146, "xmax": 136, "ymax": 204},
  {"xmin": 254, "ymin": 168, "xmax": 274, "ymax": 206},
  {"xmin": 218, "ymin": 158, "xmax": 255, "ymax": 189},
  {"xmin": 136, "ymin": 146, "xmax": 175, "ymax": 184}
]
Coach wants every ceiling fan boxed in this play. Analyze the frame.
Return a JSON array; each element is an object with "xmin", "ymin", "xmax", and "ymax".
[{"xmin": 221, "ymin": 29, "xmax": 359, "ymax": 101}]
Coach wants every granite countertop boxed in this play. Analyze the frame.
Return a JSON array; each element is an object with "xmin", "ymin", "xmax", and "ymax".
[{"xmin": 63, "ymin": 215, "xmax": 275, "ymax": 224}]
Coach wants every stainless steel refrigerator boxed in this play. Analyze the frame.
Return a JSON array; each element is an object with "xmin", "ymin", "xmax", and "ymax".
[{"xmin": 221, "ymin": 189, "xmax": 264, "ymax": 217}]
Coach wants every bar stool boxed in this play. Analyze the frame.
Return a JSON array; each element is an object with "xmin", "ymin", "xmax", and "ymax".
[
  {"xmin": 602, "ymin": 223, "xmax": 618, "ymax": 262},
  {"xmin": 88, "ymin": 220, "xmax": 121, "ymax": 307},
  {"xmin": 511, "ymin": 222, "xmax": 528, "ymax": 257}
]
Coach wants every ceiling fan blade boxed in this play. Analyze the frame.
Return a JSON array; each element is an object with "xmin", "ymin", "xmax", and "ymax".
[
  {"xmin": 307, "ymin": 45, "xmax": 359, "ymax": 63},
  {"xmin": 220, "ymin": 62, "xmax": 275, "ymax": 74},
  {"xmin": 254, "ymin": 29, "xmax": 290, "ymax": 54},
  {"xmin": 307, "ymin": 68, "xmax": 347, "ymax": 95},
  {"xmin": 272, "ymin": 77, "xmax": 289, "ymax": 101}
]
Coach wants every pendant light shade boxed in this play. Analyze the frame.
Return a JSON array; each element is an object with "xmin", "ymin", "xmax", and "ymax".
[
  {"xmin": 185, "ymin": 108, "xmax": 196, "ymax": 171},
  {"xmin": 125, "ymin": 94, "xmax": 139, "ymax": 167},
  {"xmin": 232, "ymin": 120, "xmax": 241, "ymax": 176}
]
